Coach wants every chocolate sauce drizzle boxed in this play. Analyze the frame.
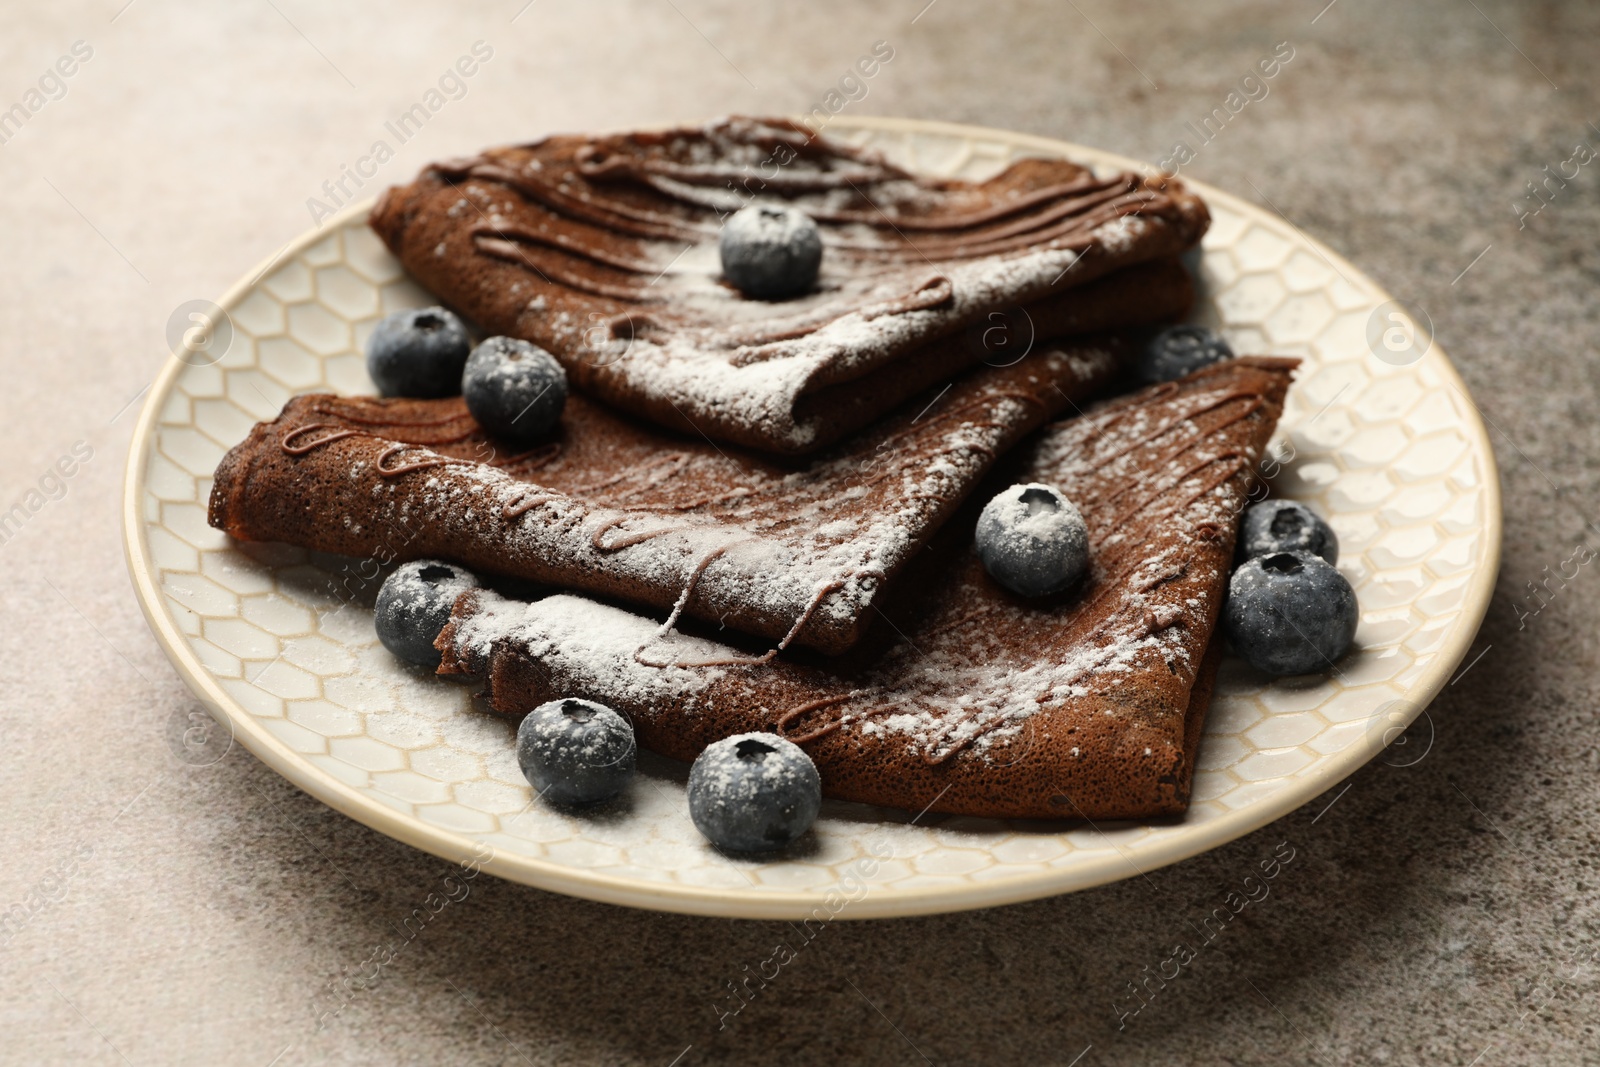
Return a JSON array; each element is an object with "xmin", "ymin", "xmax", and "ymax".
[
  {"xmin": 278, "ymin": 378, "xmax": 1047, "ymax": 656},
  {"xmin": 430, "ymin": 120, "xmax": 1186, "ymax": 353}
]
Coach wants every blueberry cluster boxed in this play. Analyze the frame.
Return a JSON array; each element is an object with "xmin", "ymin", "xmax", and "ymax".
[
  {"xmin": 364, "ymin": 307, "xmax": 568, "ymax": 442},
  {"xmin": 518, "ymin": 705, "xmax": 823, "ymax": 850},
  {"xmin": 368, "ymin": 205, "xmax": 830, "ymax": 426},
  {"xmin": 374, "ymin": 562, "xmax": 822, "ymax": 845},
  {"xmin": 1224, "ymin": 501, "xmax": 1357, "ymax": 675}
]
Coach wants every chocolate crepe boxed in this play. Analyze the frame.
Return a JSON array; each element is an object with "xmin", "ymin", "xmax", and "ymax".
[
  {"xmin": 369, "ymin": 117, "xmax": 1209, "ymax": 454},
  {"xmin": 438, "ymin": 358, "xmax": 1297, "ymax": 821},
  {"xmin": 208, "ymin": 338, "xmax": 1143, "ymax": 656}
]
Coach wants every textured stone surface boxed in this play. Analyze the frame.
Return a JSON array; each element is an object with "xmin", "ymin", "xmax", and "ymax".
[{"xmin": 3, "ymin": 1, "xmax": 1595, "ymax": 1065}]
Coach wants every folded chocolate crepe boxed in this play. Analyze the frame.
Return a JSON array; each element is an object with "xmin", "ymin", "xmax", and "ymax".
[
  {"xmin": 208, "ymin": 336, "xmax": 1150, "ymax": 656},
  {"xmin": 438, "ymin": 358, "xmax": 1297, "ymax": 821},
  {"xmin": 369, "ymin": 117, "xmax": 1209, "ymax": 454}
]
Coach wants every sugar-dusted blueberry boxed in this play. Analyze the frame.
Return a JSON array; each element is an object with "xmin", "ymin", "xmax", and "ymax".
[
  {"xmin": 1138, "ymin": 324, "xmax": 1234, "ymax": 383},
  {"xmin": 1240, "ymin": 499, "xmax": 1338, "ymax": 564},
  {"xmin": 688, "ymin": 733, "xmax": 822, "ymax": 852},
  {"xmin": 719, "ymin": 204, "xmax": 823, "ymax": 299},
  {"xmin": 1224, "ymin": 550, "xmax": 1357, "ymax": 676},
  {"xmin": 462, "ymin": 336, "xmax": 568, "ymax": 446},
  {"xmin": 374, "ymin": 560, "xmax": 480, "ymax": 668},
  {"xmin": 366, "ymin": 306, "xmax": 472, "ymax": 398},
  {"xmin": 517, "ymin": 698, "xmax": 636, "ymax": 806},
  {"xmin": 975, "ymin": 482, "xmax": 1091, "ymax": 598}
]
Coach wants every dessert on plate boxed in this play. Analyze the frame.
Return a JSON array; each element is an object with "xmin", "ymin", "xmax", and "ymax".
[{"xmin": 206, "ymin": 119, "xmax": 1356, "ymax": 838}]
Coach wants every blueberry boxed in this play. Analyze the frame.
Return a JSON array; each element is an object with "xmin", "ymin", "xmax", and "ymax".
[
  {"xmin": 462, "ymin": 336, "xmax": 568, "ymax": 445},
  {"xmin": 687, "ymin": 733, "xmax": 822, "ymax": 852},
  {"xmin": 1240, "ymin": 500, "xmax": 1338, "ymax": 564},
  {"xmin": 374, "ymin": 560, "xmax": 479, "ymax": 668},
  {"xmin": 1138, "ymin": 325, "xmax": 1234, "ymax": 383},
  {"xmin": 366, "ymin": 306, "xmax": 472, "ymax": 398},
  {"xmin": 1224, "ymin": 551, "xmax": 1358, "ymax": 676},
  {"xmin": 719, "ymin": 204, "xmax": 823, "ymax": 299},
  {"xmin": 975, "ymin": 483, "xmax": 1090, "ymax": 598},
  {"xmin": 517, "ymin": 698, "xmax": 636, "ymax": 806}
]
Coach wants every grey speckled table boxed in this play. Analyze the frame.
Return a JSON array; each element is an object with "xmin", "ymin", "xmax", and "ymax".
[{"xmin": 4, "ymin": 2, "xmax": 1597, "ymax": 1064}]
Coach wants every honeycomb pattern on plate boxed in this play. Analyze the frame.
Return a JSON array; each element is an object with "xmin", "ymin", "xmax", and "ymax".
[{"xmin": 132, "ymin": 121, "xmax": 1495, "ymax": 917}]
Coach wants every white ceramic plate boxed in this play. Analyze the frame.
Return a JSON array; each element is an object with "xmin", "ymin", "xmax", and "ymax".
[{"xmin": 123, "ymin": 117, "xmax": 1500, "ymax": 919}]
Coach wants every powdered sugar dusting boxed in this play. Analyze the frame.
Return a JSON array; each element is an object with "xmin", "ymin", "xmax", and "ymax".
[
  {"xmin": 448, "ymin": 362, "xmax": 1286, "ymax": 766},
  {"xmin": 564, "ymin": 243, "xmax": 1085, "ymax": 450},
  {"xmin": 399, "ymin": 117, "xmax": 1205, "ymax": 451},
  {"xmin": 268, "ymin": 345, "xmax": 1113, "ymax": 656},
  {"xmin": 458, "ymin": 592, "xmax": 726, "ymax": 705}
]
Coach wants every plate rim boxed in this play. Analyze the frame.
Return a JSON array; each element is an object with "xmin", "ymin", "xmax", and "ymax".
[{"xmin": 122, "ymin": 115, "xmax": 1503, "ymax": 919}]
